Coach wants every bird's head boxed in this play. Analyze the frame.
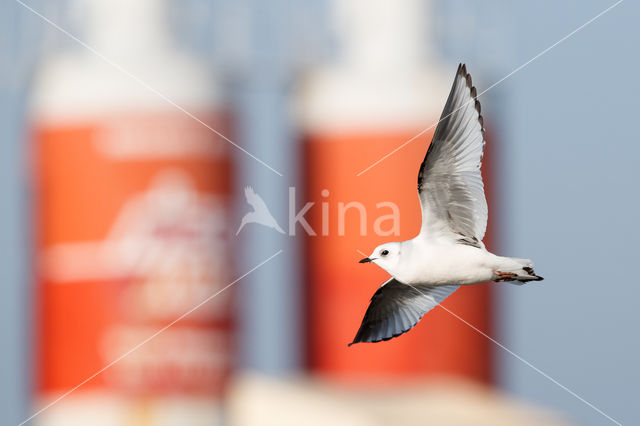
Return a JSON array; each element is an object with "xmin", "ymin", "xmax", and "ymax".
[{"xmin": 359, "ymin": 242, "xmax": 402, "ymax": 275}]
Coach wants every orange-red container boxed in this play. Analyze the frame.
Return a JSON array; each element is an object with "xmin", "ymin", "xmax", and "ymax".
[
  {"xmin": 28, "ymin": 3, "xmax": 234, "ymax": 422},
  {"xmin": 298, "ymin": 0, "xmax": 496, "ymax": 384},
  {"xmin": 33, "ymin": 112, "xmax": 233, "ymax": 396},
  {"xmin": 304, "ymin": 127, "xmax": 496, "ymax": 383}
]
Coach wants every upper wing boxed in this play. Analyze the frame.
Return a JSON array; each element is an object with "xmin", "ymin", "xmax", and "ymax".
[
  {"xmin": 418, "ymin": 64, "xmax": 488, "ymax": 242},
  {"xmin": 349, "ymin": 279, "xmax": 459, "ymax": 345}
]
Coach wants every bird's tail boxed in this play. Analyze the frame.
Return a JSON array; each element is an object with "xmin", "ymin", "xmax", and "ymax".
[{"xmin": 494, "ymin": 257, "xmax": 543, "ymax": 284}]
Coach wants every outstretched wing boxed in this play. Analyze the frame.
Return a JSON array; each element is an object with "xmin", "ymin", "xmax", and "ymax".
[
  {"xmin": 418, "ymin": 64, "xmax": 488, "ymax": 242},
  {"xmin": 349, "ymin": 279, "xmax": 459, "ymax": 345}
]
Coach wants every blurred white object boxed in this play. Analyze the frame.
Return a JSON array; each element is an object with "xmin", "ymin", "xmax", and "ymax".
[
  {"xmin": 298, "ymin": 0, "xmax": 452, "ymax": 131},
  {"xmin": 31, "ymin": 0, "xmax": 221, "ymax": 122},
  {"xmin": 34, "ymin": 393, "xmax": 221, "ymax": 426},
  {"xmin": 228, "ymin": 373, "xmax": 571, "ymax": 426}
]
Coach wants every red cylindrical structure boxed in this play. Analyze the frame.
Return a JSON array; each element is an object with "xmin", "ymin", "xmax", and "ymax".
[
  {"xmin": 29, "ymin": 0, "xmax": 234, "ymax": 423},
  {"xmin": 34, "ymin": 113, "xmax": 233, "ymax": 394},
  {"xmin": 299, "ymin": 0, "xmax": 494, "ymax": 384},
  {"xmin": 303, "ymin": 130, "xmax": 494, "ymax": 383}
]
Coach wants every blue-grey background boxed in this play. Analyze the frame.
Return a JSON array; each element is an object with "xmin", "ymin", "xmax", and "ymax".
[
  {"xmin": 497, "ymin": 2, "xmax": 638, "ymax": 425},
  {"xmin": 1, "ymin": 0, "xmax": 637, "ymax": 425}
]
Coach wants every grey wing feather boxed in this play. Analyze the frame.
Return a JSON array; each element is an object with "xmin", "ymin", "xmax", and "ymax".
[
  {"xmin": 418, "ymin": 64, "xmax": 488, "ymax": 241},
  {"xmin": 349, "ymin": 279, "xmax": 459, "ymax": 345}
]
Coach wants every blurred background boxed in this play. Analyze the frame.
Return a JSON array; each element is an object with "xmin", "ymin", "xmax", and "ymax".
[{"xmin": 1, "ymin": 0, "xmax": 637, "ymax": 425}]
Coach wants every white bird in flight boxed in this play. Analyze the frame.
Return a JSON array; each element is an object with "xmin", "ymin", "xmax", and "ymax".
[
  {"xmin": 236, "ymin": 186, "xmax": 285, "ymax": 235},
  {"xmin": 351, "ymin": 64, "xmax": 543, "ymax": 346}
]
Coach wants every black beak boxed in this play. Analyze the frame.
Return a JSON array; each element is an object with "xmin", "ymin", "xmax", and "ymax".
[{"xmin": 359, "ymin": 257, "xmax": 372, "ymax": 263}]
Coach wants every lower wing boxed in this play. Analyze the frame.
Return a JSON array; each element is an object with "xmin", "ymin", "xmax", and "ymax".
[{"xmin": 349, "ymin": 279, "xmax": 459, "ymax": 345}]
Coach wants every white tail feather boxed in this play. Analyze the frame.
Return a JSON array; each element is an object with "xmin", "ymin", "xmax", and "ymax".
[{"xmin": 497, "ymin": 257, "xmax": 543, "ymax": 283}]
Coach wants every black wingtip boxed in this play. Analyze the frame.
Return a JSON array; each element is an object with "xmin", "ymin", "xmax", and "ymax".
[
  {"xmin": 522, "ymin": 267, "xmax": 544, "ymax": 281},
  {"xmin": 457, "ymin": 63, "xmax": 486, "ymax": 137},
  {"xmin": 349, "ymin": 331, "xmax": 362, "ymax": 346},
  {"xmin": 348, "ymin": 326, "xmax": 412, "ymax": 347}
]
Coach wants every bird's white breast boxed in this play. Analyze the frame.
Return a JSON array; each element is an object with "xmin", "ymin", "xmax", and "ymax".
[{"xmin": 396, "ymin": 237, "xmax": 496, "ymax": 285}]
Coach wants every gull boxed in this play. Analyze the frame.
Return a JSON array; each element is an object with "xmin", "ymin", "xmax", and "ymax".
[
  {"xmin": 236, "ymin": 186, "xmax": 285, "ymax": 235},
  {"xmin": 351, "ymin": 64, "xmax": 543, "ymax": 346}
]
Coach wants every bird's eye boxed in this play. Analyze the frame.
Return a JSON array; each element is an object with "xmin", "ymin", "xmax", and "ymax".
[{"xmin": 380, "ymin": 249, "xmax": 389, "ymax": 256}]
